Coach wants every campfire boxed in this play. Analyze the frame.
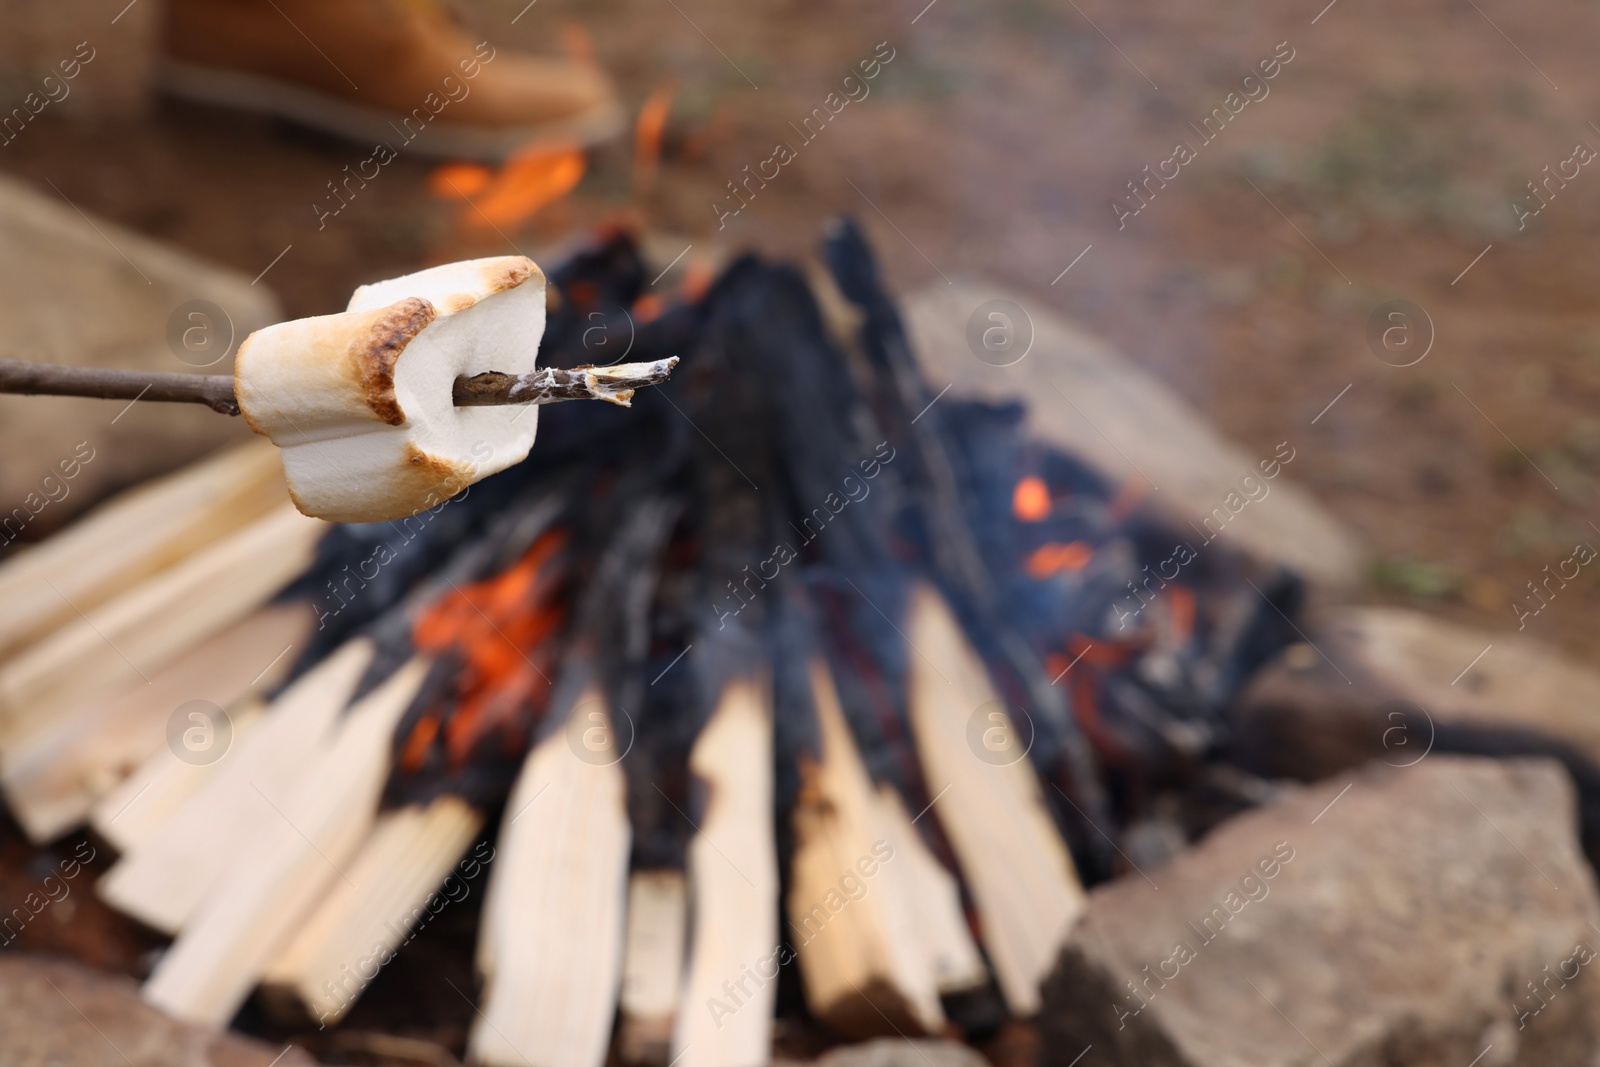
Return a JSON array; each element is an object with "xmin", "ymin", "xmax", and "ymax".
[{"xmin": 0, "ymin": 221, "xmax": 1303, "ymax": 1066}]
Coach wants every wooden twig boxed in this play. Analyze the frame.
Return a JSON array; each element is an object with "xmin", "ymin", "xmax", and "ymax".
[
  {"xmin": 452, "ymin": 358, "xmax": 679, "ymax": 408},
  {"xmin": 0, "ymin": 361, "xmax": 242, "ymax": 414},
  {"xmin": 0, "ymin": 357, "xmax": 680, "ymax": 416}
]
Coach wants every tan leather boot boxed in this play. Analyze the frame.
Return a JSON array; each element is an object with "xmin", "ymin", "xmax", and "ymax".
[{"xmin": 161, "ymin": 0, "xmax": 623, "ymax": 159}]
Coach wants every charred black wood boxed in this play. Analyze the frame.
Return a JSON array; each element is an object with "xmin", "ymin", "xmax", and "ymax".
[
  {"xmin": 823, "ymin": 218, "xmax": 1117, "ymax": 878},
  {"xmin": 268, "ymin": 222, "xmax": 1310, "ymax": 898}
]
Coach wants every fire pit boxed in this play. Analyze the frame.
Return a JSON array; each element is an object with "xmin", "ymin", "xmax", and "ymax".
[{"xmin": 0, "ymin": 221, "xmax": 1303, "ymax": 1067}]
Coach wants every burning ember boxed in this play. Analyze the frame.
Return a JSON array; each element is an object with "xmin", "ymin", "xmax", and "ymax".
[{"xmin": 0, "ymin": 221, "xmax": 1302, "ymax": 1066}]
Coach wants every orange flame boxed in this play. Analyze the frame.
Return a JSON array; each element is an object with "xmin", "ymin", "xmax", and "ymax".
[
  {"xmin": 632, "ymin": 292, "xmax": 665, "ymax": 324},
  {"xmin": 1164, "ymin": 583, "xmax": 1196, "ymax": 644},
  {"xmin": 409, "ymin": 530, "xmax": 568, "ymax": 766},
  {"xmin": 476, "ymin": 145, "xmax": 586, "ymax": 227},
  {"xmin": 681, "ymin": 260, "xmax": 714, "ymax": 302},
  {"xmin": 427, "ymin": 162, "xmax": 492, "ymax": 200},
  {"xmin": 1025, "ymin": 540, "xmax": 1093, "ymax": 578},
  {"xmin": 1012, "ymin": 475, "xmax": 1051, "ymax": 521},
  {"xmin": 634, "ymin": 85, "xmax": 674, "ymax": 193},
  {"xmin": 429, "ymin": 144, "xmax": 587, "ymax": 229}
]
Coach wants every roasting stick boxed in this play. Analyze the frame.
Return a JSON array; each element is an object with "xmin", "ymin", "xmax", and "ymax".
[
  {"xmin": 0, "ymin": 258, "xmax": 676, "ymax": 524},
  {"xmin": 0, "ymin": 357, "xmax": 680, "ymax": 415}
]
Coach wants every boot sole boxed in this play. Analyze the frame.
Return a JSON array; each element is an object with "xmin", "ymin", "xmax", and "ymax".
[{"xmin": 159, "ymin": 60, "xmax": 626, "ymax": 161}]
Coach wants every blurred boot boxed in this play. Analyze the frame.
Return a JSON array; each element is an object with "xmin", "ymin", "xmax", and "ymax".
[{"xmin": 161, "ymin": 0, "xmax": 623, "ymax": 159}]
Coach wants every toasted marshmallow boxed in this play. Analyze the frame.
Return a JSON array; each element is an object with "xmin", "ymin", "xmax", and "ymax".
[{"xmin": 235, "ymin": 256, "xmax": 545, "ymax": 523}]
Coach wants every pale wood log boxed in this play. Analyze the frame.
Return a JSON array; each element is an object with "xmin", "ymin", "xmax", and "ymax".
[
  {"xmin": 0, "ymin": 440, "xmax": 285, "ymax": 663},
  {"xmin": 788, "ymin": 660, "xmax": 944, "ymax": 1037},
  {"xmin": 95, "ymin": 696, "xmax": 267, "ymax": 847},
  {"xmin": 904, "ymin": 584, "xmax": 1086, "ymax": 1015},
  {"xmin": 672, "ymin": 677, "xmax": 779, "ymax": 1067},
  {"xmin": 141, "ymin": 657, "xmax": 429, "ymax": 1025},
  {"xmin": 87, "ymin": 603, "xmax": 310, "ymax": 852},
  {"xmin": 619, "ymin": 869, "xmax": 689, "ymax": 1066},
  {"xmin": 98, "ymin": 638, "xmax": 375, "ymax": 935},
  {"xmin": 869, "ymin": 784, "xmax": 988, "ymax": 995},
  {"xmin": 0, "ymin": 502, "xmax": 324, "ymax": 748},
  {"xmin": 262, "ymin": 795, "xmax": 484, "ymax": 1025},
  {"xmin": 2, "ymin": 603, "xmax": 311, "ymax": 844},
  {"xmin": 470, "ymin": 692, "xmax": 631, "ymax": 1067}
]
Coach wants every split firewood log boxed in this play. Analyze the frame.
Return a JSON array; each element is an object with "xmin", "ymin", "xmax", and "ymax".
[
  {"xmin": 88, "ymin": 696, "xmax": 270, "ymax": 857},
  {"xmin": 96, "ymin": 638, "xmax": 375, "ymax": 934},
  {"xmin": 0, "ymin": 503, "xmax": 320, "ymax": 743},
  {"xmin": 788, "ymin": 660, "xmax": 947, "ymax": 1037},
  {"xmin": 0, "ymin": 438, "xmax": 286, "ymax": 663},
  {"xmin": 141, "ymin": 658, "xmax": 431, "ymax": 1024},
  {"xmin": 673, "ymin": 676, "xmax": 780, "ymax": 1067},
  {"xmin": 0, "ymin": 504, "xmax": 323, "ymax": 841},
  {"xmin": 470, "ymin": 687, "xmax": 631, "ymax": 1067},
  {"xmin": 262, "ymin": 794, "xmax": 484, "ymax": 1026},
  {"xmin": 618, "ymin": 870, "xmax": 689, "ymax": 1065},
  {"xmin": 3, "ymin": 604, "xmax": 307, "ymax": 847},
  {"xmin": 904, "ymin": 583, "xmax": 1088, "ymax": 1016},
  {"xmin": 869, "ymin": 785, "xmax": 988, "ymax": 996}
]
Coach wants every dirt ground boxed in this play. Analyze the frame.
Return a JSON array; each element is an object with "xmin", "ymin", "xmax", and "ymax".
[
  {"xmin": 2, "ymin": 0, "xmax": 1599, "ymax": 1059},
  {"xmin": 7, "ymin": 0, "xmax": 1597, "ymax": 660}
]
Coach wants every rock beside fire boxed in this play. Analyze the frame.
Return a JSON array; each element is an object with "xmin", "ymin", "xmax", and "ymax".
[
  {"xmin": 0, "ymin": 953, "xmax": 321, "ymax": 1066},
  {"xmin": 778, "ymin": 1038, "xmax": 988, "ymax": 1067},
  {"xmin": 1233, "ymin": 607, "xmax": 1600, "ymax": 861},
  {"xmin": 1326, "ymin": 607, "xmax": 1600, "ymax": 767},
  {"xmin": 902, "ymin": 282, "xmax": 1363, "ymax": 588},
  {"xmin": 0, "ymin": 173, "xmax": 274, "ymax": 539},
  {"xmin": 1038, "ymin": 757, "xmax": 1600, "ymax": 1067}
]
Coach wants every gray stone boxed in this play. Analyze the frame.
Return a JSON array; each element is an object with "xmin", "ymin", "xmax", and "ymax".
[
  {"xmin": 1235, "ymin": 607, "xmax": 1600, "ymax": 789},
  {"xmin": 0, "ymin": 953, "xmax": 321, "ymax": 1066},
  {"xmin": 0, "ymin": 172, "xmax": 276, "ymax": 538},
  {"xmin": 1039, "ymin": 757, "xmax": 1600, "ymax": 1067},
  {"xmin": 808, "ymin": 1038, "xmax": 988, "ymax": 1067},
  {"xmin": 902, "ymin": 282, "xmax": 1363, "ymax": 587}
]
